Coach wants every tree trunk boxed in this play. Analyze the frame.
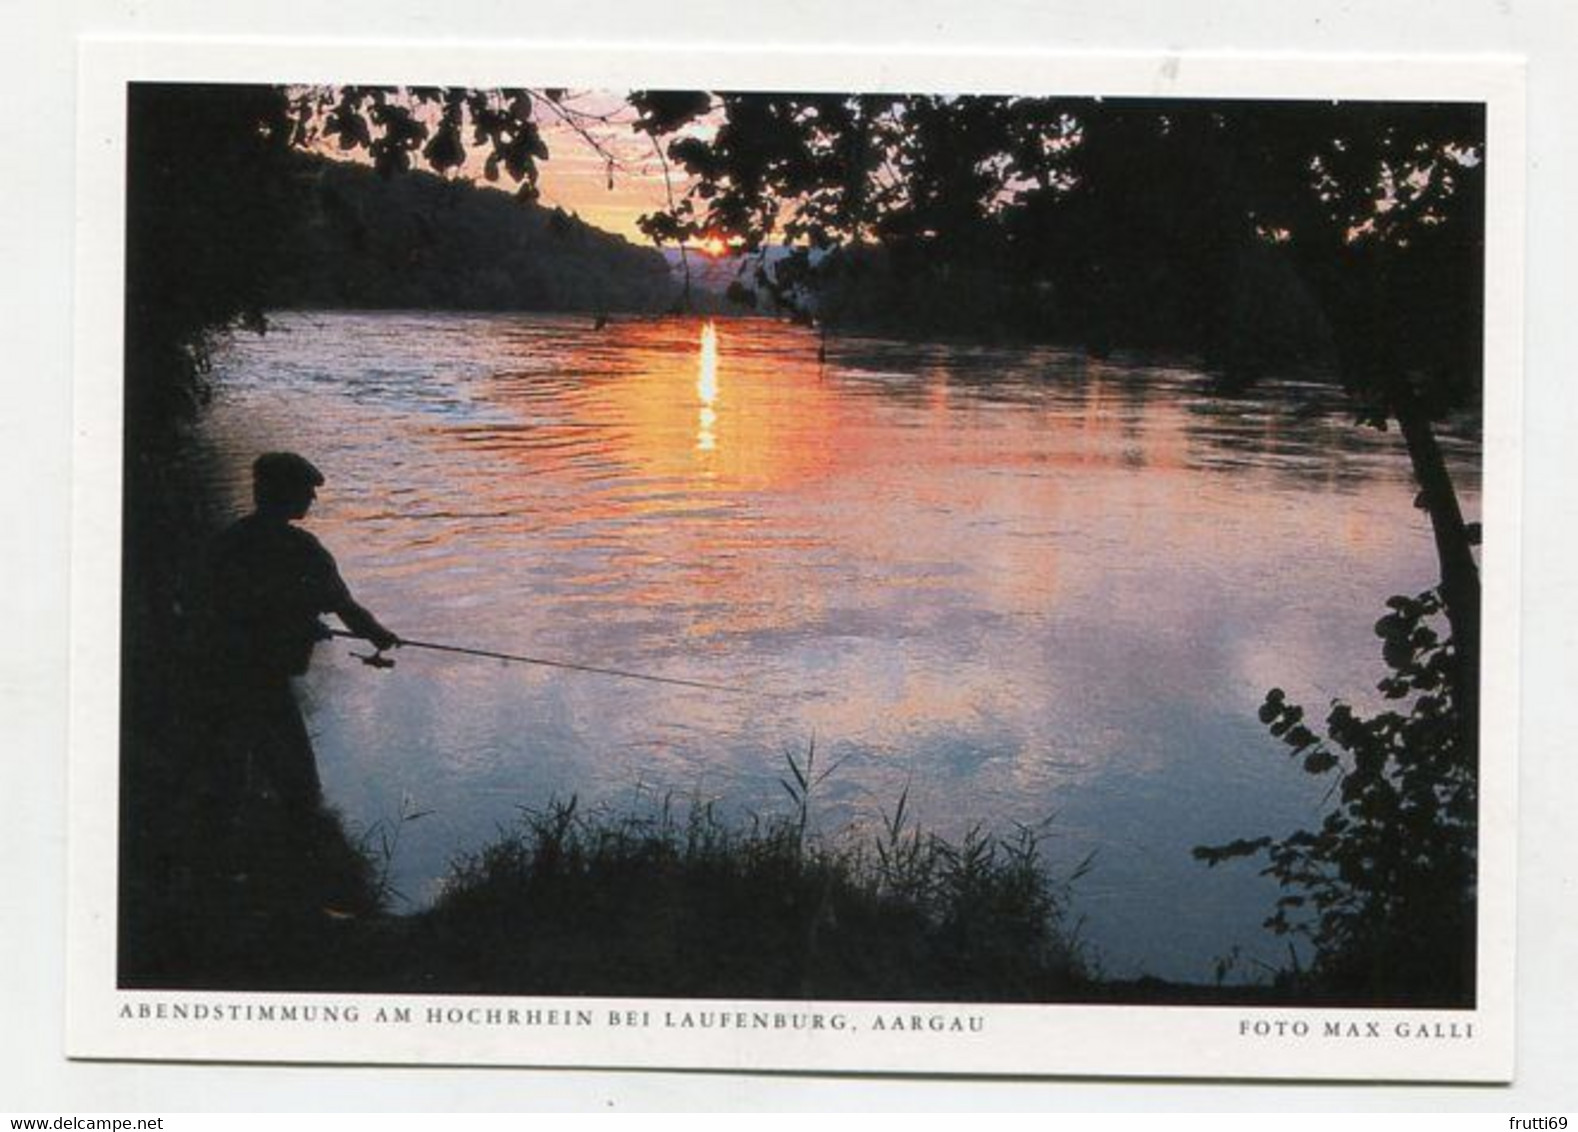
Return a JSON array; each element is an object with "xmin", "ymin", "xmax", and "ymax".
[{"xmin": 1389, "ymin": 385, "xmax": 1481, "ymax": 761}]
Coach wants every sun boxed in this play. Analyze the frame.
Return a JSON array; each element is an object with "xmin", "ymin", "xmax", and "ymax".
[{"xmin": 697, "ymin": 235, "xmax": 729, "ymax": 257}]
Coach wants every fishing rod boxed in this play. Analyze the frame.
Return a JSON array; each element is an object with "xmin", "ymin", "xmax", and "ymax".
[{"xmin": 327, "ymin": 628, "xmax": 781, "ymax": 698}]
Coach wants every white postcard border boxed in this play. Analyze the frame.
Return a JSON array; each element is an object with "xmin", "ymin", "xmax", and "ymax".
[{"xmin": 68, "ymin": 38, "xmax": 1526, "ymax": 1081}]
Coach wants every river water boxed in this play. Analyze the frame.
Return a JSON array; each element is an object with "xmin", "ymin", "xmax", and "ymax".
[{"xmin": 194, "ymin": 310, "xmax": 1480, "ymax": 982}]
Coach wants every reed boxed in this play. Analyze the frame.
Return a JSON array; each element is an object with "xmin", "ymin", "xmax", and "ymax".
[{"xmin": 410, "ymin": 745, "xmax": 1093, "ymax": 1000}]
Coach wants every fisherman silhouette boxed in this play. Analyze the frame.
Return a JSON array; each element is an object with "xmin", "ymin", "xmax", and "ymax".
[{"xmin": 206, "ymin": 452, "xmax": 399, "ymax": 816}]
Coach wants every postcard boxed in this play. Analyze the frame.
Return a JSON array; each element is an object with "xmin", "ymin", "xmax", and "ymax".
[{"xmin": 68, "ymin": 39, "xmax": 1524, "ymax": 1079}]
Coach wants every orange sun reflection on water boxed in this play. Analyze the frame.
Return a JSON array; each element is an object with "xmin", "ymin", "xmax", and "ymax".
[
  {"xmin": 441, "ymin": 317, "xmax": 1378, "ymax": 664},
  {"xmin": 697, "ymin": 320, "xmax": 719, "ymax": 453}
]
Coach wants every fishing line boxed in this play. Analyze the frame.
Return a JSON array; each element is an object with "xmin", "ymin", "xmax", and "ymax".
[{"xmin": 328, "ymin": 629, "xmax": 800, "ymax": 699}]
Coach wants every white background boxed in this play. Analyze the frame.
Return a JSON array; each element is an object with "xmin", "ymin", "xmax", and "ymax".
[{"xmin": 4, "ymin": 0, "xmax": 1575, "ymax": 1112}]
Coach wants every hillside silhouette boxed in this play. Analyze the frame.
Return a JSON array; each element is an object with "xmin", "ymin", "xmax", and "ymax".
[{"xmin": 269, "ymin": 154, "xmax": 678, "ymax": 313}]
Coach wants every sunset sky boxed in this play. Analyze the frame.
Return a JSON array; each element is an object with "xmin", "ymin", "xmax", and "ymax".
[
  {"xmin": 523, "ymin": 91, "xmax": 684, "ymax": 243},
  {"xmin": 306, "ymin": 88, "xmax": 711, "ymax": 245}
]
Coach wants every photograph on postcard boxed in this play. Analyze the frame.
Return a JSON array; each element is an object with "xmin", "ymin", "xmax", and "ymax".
[{"xmin": 75, "ymin": 48, "xmax": 1520, "ymax": 1077}]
